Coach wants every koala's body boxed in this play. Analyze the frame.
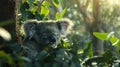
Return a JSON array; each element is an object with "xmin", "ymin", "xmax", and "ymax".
[{"xmin": 22, "ymin": 18, "xmax": 73, "ymax": 60}]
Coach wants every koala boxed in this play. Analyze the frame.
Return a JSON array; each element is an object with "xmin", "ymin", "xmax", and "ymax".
[{"xmin": 21, "ymin": 18, "xmax": 73, "ymax": 60}]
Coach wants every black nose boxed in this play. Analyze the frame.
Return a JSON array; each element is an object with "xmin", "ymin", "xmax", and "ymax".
[{"xmin": 48, "ymin": 35, "xmax": 56, "ymax": 43}]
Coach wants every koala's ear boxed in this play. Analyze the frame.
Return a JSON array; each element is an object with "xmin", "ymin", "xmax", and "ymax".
[
  {"xmin": 23, "ymin": 20, "xmax": 38, "ymax": 39},
  {"xmin": 57, "ymin": 18, "xmax": 73, "ymax": 35}
]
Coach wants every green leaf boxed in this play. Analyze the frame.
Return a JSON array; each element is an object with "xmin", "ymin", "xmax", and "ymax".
[
  {"xmin": 40, "ymin": 6, "xmax": 50, "ymax": 17},
  {"xmin": 106, "ymin": 31, "xmax": 114, "ymax": 39},
  {"xmin": 93, "ymin": 32, "xmax": 120, "ymax": 46},
  {"xmin": 43, "ymin": 1, "xmax": 51, "ymax": 7},
  {"xmin": 61, "ymin": 8, "xmax": 67, "ymax": 17},
  {"xmin": 55, "ymin": 12, "xmax": 61, "ymax": 20},
  {"xmin": 109, "ymin": 37, "xmax": 119, "ymax": 46},
  {"xmin": 28, "ymin": 0, "xmax": 35, "ymax": 6},
  {"xmin": 33, "ymin": 2, "xmax": 38, "ymax": 6},
  {"xmin": 61, "ymin": 39, "xmax": 70, "ymax": 47},
  {"xmin": 19, "ymin": 56, "xmax": 31, "ymax": 62},
  {"xmin": 93, "ymin": 32, "xmax": 108, "ymax": 40},
  {"xmin": 77, "ymin": 49, "xmax": 84, "ymax": 54},
  {"xmin": 52, "ymin": 0, "xmax": 59, "ymax": 8},
  {"xmin": 82, "ymin": 40, "xmax": 93, "ymax": 60},
  {"xmin": 0, "ymin": 51, "xmax": 14, "ymax": 64},
  {"xmin": 20, "ymin": 4, "xmax": 28, "ymax": 20},
  {"xmin": 21, "ymin": 2, "xmax": 30, "ymax": 9}
]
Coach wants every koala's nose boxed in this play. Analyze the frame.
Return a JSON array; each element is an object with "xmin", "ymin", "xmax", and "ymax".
[{"xmin": 48, "ymin": 35, "xmax": 56, "ymax": 43}]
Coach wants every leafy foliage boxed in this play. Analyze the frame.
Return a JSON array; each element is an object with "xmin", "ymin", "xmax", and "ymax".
[
  {"xmin": 93, "ymin": 32, "xmax": 120, "ymax": 46},
  {"xmin": 19, "ymin": 0, "xmax": 66, "ymax": 21},
  {"xmin": 92, "ymin": 32, "xmax": 120, "ymax": 66}
]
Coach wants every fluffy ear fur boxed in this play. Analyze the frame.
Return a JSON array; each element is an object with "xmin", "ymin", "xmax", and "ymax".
[
  {"xmin": 23, "ymin": 20, "xmax": 38, "ymax": 39},
  {"xmin": 57, "ymin": 18, "xmax": 73, "ymax": 35}
]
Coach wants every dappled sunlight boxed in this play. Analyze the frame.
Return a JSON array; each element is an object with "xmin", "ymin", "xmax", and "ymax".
[
  {"xmin": 107, "ymin": 0, "xmax": 120, "ymax": 5},
  {"xmin": 103, "ymin": 0, "xmax": 120, "ymax": 5}
]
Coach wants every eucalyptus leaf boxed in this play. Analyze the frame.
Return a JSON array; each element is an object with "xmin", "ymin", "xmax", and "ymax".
[
  {"xmin": 28, "ymin": 0, "xmax": 35, "ymax": 6},
  {"xmin": 40, "ymin": 6, "xmax": 50, "ymax": 17},
  {"xmin": 109, "ymin": 37, "xmax": 119, "ymax": 46},
  {"xmin": 61, "ymin": 8, "xmax": 67, "ymax": 18},
  {"xmin": 43, "ymin": 1, "xmax": 51, "ymax": 7},
  {"xmin": 93, "ymin": 32, "xmax": 108, "ymax": 40},
  {"xmin": 106, "ymin": 31, "xmax": 114, "ymax": 40},
  {"xmin": 55, "ymin": 12, "xmax": 61, "ymax": 20},
  {"xmin": 52, "ymin": 0, "xmax": 59, "ymax": 8}
]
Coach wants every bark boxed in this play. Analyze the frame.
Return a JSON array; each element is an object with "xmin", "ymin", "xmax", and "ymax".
[
  {"xmin": 15, "ymin": 0, "xmax": 22, "ymax": 44},
  {"xmin": 92, "ymin": 0, "xmax": 104, "ymax": 55}
]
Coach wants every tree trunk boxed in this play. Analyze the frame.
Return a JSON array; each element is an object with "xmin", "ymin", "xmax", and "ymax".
[
  {"xmin": 92, "ymin": 0, "xmax": 104, "ymax": 55},
  {"xmin": 77, "ymin": 0, "xmax": 104, "ymax": 55}
]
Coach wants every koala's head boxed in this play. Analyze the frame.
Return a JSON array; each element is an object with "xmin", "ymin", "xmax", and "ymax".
[{"xmin": 23, "ymin": 19, "xmax": 73, "ymax": 49}]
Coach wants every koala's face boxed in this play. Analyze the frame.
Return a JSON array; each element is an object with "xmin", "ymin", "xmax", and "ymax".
[
  {"xmin": 36, "ymin": 22, "xmax": 61, "ymax": 48},
  {"xmin": 23, "ymin": 19, "xmax": 73, "ymax": 49}
]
